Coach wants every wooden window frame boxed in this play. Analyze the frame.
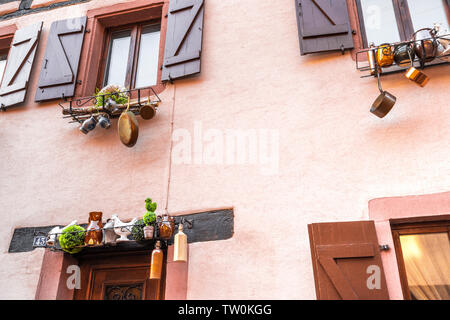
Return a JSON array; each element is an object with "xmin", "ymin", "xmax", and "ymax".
[
  {"xmin": 355, "ymin": 0, "xmax": 450, "ymax": 49},
  {"xmin": 390, "ymin": 215, "xmax": 450, "ymax": 300},
  {"xmin": 75, "ymin": 0, "xmax": 169, "ymax": 99},
  {"xmin": 99, "ymin": 21, "xmax": 161, "ymax": 91},
  {"xmin": 0, "ymin": 24, "xmax": 17, "ymax": 85}
]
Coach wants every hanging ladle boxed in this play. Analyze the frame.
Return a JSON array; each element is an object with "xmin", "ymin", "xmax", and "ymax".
[{"xmin": 370, "ymin": 68, "xmax": 397, "ymax": 118}]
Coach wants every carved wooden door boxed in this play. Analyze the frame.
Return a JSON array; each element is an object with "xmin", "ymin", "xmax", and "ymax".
[{"xmin": 74, "ymin": 251, "xmax": 166, "ymax": 300}]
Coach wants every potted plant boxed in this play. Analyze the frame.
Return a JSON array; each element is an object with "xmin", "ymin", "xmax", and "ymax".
[
  {"xmin": 59, "ymin": 225, "xmax": 86, "ymax": 254},
  {"xmin": 94, "ymin": 84, "xmax": 129, "ymax": 111},
  {"xmin": 131, "ymin": 219, "xmax": 145, "ymax": 242},
  {"xmin": 143, "ymin": 198, "xmax": 157, "ymax": 240}
]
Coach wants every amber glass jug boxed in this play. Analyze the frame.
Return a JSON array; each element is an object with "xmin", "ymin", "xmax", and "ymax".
[
  {"xmin": 158, "ymin": 214, "xmax": 175, "ymax": 240},
  {"xmin": 85, "ymin": 212, "xmax": 103, "ymax": 246}
]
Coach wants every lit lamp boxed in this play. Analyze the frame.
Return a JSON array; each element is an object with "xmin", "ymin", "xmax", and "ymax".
[
  {"xmin": 150, "ymin": 240, "xmax": 163, "ymax": 280},
  {"xmin": 173, "ymin": 223, "xmax": 188, "ymax": 262}
]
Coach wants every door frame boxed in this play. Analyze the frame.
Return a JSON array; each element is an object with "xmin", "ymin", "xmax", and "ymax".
[
  {"xmin": 35, "ymin": 244, "xmax": 189, "ymax": 300},
  {"xmin": 74, "ymin": 249, "xmax": 167, "ymax": 300}
]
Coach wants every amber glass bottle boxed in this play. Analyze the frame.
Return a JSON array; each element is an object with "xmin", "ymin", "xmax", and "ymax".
[
  {"xmin": 150, "ymin": 241, "xmax": 163, "ymax": 280},
  {"xmin": 158, "ymin": 214, "xmax": 175, "ymax": 239},
  {"xmin": 85, "ymin": 212, "xmax": 103, "ymax": 246}
]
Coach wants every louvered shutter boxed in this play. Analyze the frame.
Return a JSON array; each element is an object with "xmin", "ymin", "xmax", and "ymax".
[
  {"xmin": 0, "ymin": 22, "xmax": 42, "ymax": 109},
  {"xmin": 162, "ymin": 0, "xmax": 204, "ymax": 82},
  {"xmin": 35, "ymin": 17, "xmax": 87, "ymax": 102},
  {"xmin": 295, "ymin": 0, "xmax": 354, "ymax": 55},
  {"xmin": 308, "ymin": 221, "xmax": 390, "ymax": 300}
]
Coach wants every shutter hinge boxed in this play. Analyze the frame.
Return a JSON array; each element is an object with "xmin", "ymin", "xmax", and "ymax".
[
  {"xmin": 379, "ymin": 245, "xmax": 390, "ymax": 251},
  {"xmin": 76, "ymin": 80, "xmax": 82, "ymax": 85},
  {"xmin": 340, "ymin": 45, "xmax": 345, "ymax": 55},
  {"xmin": 85, "ymin": 29, "xmax": 91, "ymax": 33}
]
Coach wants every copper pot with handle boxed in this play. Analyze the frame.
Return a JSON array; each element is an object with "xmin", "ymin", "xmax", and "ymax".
[
  {"xmin": 370, "ymin": 68, "xmax": 396, "ymax": 118},
  {"xmin": 412, "ymin": 28, "xmax": 438, "ymax": 63}
]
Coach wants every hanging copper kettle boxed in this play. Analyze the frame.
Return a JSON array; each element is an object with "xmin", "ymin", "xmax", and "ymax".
[
  {"xmin": 376, "ymin": 44, "xmax": 394, "ymax": 68},
  {"xmin": 394, "ymin": 43, "xmax": 415, "ymax": 67},
  {"xmin": 412, "ymin": 28, "xmax": 438, "ymax": 63}
]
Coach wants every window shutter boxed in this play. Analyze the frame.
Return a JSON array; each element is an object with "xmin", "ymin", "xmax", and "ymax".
[
  {"xmin": 0, "ymin": 22, "xmax": 42, "ymax": 109},
  {"xmin": 295, "ymin": 0, "xmax": 354, "ymax": 55},
  {"xmin": 162, "ymin": 0, "xmax": 204, "ymax": 82},
  {"xmin": 308, "ymin": 221, "xmax": 390, "ymax": 300},
  {"xmin": 35, "ymin": 17, "xmax": 87, "ymax": 102}
]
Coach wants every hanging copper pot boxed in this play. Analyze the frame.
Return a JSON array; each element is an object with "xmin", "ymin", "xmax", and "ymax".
[
  {"xmin": 118, "ymin": 111, "xmax": 139, "ymax": 147},
  {"xmin": 139, "ymin": 104, "xmax": 156, "ymax": 120},
  {"xmin": 376, "ymin": 44, "xmax": 394, "ymax": 68},
  {"xmin": 370, "ymin": 69, "xmax": 397, "ymax": 118},
  {"xmin": 394, "ymin": 43, "xmax": 415, "ymax": 67},
  {"xmin": 412, "ymin": 28, "xmax": 438, "ymax": 63}
]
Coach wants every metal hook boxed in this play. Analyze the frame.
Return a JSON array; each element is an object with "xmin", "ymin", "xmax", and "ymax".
[{"xmin": 179, "ymin": 217, "xmax": 193, "ymax": 229}]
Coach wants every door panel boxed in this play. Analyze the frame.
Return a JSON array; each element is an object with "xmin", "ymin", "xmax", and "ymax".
[{"xmin": 74, "ymin": 251, "xmax": 166, "ymax": 300}]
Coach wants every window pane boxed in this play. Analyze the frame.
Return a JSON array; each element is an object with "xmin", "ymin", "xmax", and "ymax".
[
  {"xmin": 400, "ymin": 233, "xmax": 450, "ymax": 300},
  {"xmin": 104, "ymin": 31, "xmax": 131, "ymax": 87},
  {"xmin": 135, "ymin": 25, "xmax": 160, "ymax": 88},
  {"xmin": 360, "ymin": 0, "xmax": 401, "ymax": 45},
  {"xmin": 0, "ymin": 54, "xmax": 7, "ymax": 83},
  {"xmin": 408, "ymin": 0, "xmax": 450, "ymax": 33}
]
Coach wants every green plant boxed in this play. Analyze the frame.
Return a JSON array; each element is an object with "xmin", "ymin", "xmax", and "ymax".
[
  {"xmin": 94, "ymin": 85, "xmax": 129, "ymax": 109},
  {"xmin": 145, "ymin": 198, "xmax": 157, "ymax": 212},
  {"xmin": 59, "ymin": 225, "xmax": 85, "ymax": 254},
  {"xmin": 143, "ymin": 198, "xmax": 157, "ymax": 226},
  {"xmin": 143, "ymin": 211, "xmax": 156, "ymax": 226},
  {"xmin": 131, "ymin": 219, "xmax": 145, "ymax": 242}
]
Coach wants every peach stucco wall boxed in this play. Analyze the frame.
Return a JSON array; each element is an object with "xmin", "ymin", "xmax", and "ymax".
[{"xmin": 0, "ymin": 0, "xmax": 450, "ymax": 299}]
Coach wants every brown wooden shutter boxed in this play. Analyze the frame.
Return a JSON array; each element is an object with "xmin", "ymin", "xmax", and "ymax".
[
  {"xmin": 295, "ymin": 0, "xmax": 354, "ymax": 55},
  {"xmin": 0, "ymin": 22, "xmax": 42, "ymax": 109},
  {"xmin": 162, "ymin": 0, "xmax": 204, "ymax": 82},
  {"xmin": 308, "ymin": 221, "xmax": 390, "ymax": 300},
  {"xmin": 35, "ymin": 17, "xmax": 87, "ymax": 102}
]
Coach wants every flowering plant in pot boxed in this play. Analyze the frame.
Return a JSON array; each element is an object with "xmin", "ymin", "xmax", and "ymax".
[
  {"xmin": 94, "ymin": 84, "xmax": 129, "ymax": 111},
  {"xmin": 59, "ymin": 225, "xmax": 86, "ymax": 254},
  {"xmin": 143, "ymin": 198, "xmax": 157, "ymax": 240}
]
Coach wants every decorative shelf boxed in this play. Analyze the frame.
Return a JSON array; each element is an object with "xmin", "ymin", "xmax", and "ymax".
[
  {"xmin": 355, "ymin": 33, "xmax": 450, "ymax": 78},
  {"xmin": 59, "ymin": 87, "xmax": 162, "ymax": 125}
]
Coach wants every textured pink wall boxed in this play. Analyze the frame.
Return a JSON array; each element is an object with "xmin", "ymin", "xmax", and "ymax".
[{"xmin": 1, "ymin": 0, "xmax": 450, "ymax": 299}]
